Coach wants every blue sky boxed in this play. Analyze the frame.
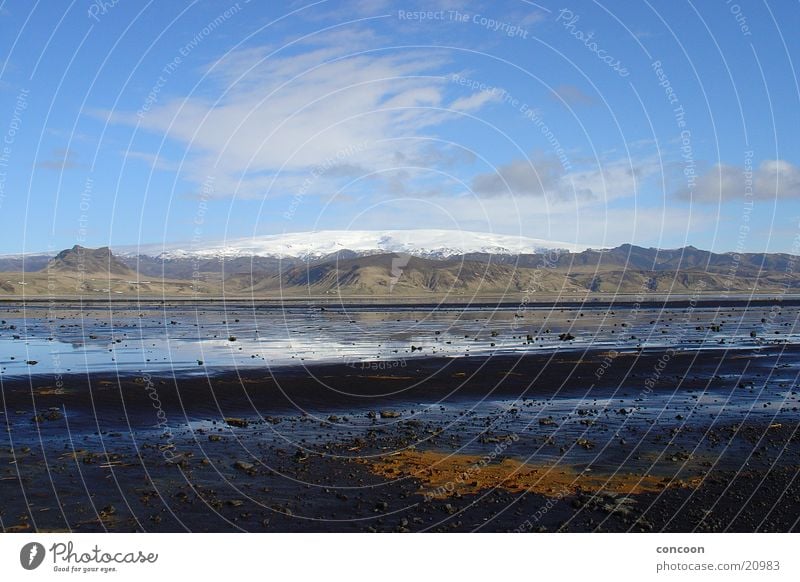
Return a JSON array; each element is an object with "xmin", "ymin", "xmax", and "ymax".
[{"xmin": 1, "ymin": 0, "xmax": 799, "ymax": 255}]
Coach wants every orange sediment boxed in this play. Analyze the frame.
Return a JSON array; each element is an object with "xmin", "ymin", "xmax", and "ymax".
[{"xmin": 364, "ymin": 449, "xmax": 702, "ymax": 499}]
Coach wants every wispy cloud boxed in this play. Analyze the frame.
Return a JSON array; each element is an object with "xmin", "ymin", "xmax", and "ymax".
[
  {"xmin": 450, "ymin": 89, "xmax": 502, "ymax": 112},
  {"xmin": 37, "ymin": 147, "xmax": 83, "ymax": 171},
  {"xmin": 123, "ymin": 150, "xmax": 180, "ymax": 172},
  {"xmin": 103, "ymin": 29, "xmax": 495, "ymax": 200},
  {"xmin": 549, "ymin": 84, "xmax": 596, "ymax": 107}
]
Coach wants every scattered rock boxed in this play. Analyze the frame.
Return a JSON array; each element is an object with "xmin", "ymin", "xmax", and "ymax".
[
  {"xmin": 233, "ymin": 460, "xmax": 256, "ymax": 474},
  {"xmin": 44, "ymin": 409, "xmax": 63, "ymax": 421}
]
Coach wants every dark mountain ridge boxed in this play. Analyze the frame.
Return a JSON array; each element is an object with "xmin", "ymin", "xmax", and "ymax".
[
  {"xmin": 1, "ymin": 243, "xmax": 796, "ymax": 297},
  {"xmin": 48, "ymin": 245, "xmax": 134, "ymax": 276}
]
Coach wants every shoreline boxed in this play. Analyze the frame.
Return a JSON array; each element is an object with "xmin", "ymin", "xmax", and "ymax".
[{"xmin": 3, "ymin": 294, "xmax": 800, "ymax": 308}]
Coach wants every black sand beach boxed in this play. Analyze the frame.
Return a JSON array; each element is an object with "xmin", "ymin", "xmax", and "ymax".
[{"xmin": 2, "ymin": 301, "xmax": 799, "ymax": 532}]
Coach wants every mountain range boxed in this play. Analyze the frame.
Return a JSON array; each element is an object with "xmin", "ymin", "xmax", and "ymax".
[
  {"xmin": 0, "ymin": 230, "xmax": 796, "ymax": 298},
  {"xmin": 113, "ymin": 229, "xmax": 588, "ymax": 260}
]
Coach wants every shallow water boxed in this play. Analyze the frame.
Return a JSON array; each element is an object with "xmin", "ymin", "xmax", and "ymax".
[{"xmin": 1, "ymin": 302, "xmax": 798, "ymax": 377}]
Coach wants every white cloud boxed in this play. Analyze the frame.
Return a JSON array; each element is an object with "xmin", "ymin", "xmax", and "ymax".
[
  {"xmin": 450, "ymin": 89, "xmax": 501, "ymax": 112},
  {"xmin": 105, "ymin": 30, "xmax": 496, "ymax": 200},
  {"xmin": 677, "ymin": 159, "xmax": 800, "ymax": 202},
  {"xmin": 470, "ymin": 155, "xmax": 658, "ymax": 204}
]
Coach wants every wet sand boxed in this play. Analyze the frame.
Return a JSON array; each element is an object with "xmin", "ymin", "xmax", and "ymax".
[{"xmin": 2, "ymin": 339, "xmax": 799, "ymax": 532}]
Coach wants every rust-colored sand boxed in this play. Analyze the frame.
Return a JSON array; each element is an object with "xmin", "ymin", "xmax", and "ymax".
[{"xmin": 365, "ymin": 450, "xmax": 702, "ymax": 499}]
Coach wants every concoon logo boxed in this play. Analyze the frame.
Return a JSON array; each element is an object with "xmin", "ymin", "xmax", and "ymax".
[{"xmin": 20, "ymin": 542, "xmax": 46, "ymax": 570}]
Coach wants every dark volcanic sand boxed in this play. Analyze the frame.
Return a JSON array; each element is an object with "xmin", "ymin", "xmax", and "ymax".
[{"xmin": 2, "ymin": 343, "xmax": 799, "ymax": 532}]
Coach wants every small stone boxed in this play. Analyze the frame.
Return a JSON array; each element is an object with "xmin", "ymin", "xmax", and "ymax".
[{"xmin": 234, "ymin": 460, "xmax": 255, "ymax": 473}]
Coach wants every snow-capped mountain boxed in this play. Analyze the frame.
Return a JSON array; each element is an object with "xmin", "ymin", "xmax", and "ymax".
[{"xmin": 116, "ymin": 230, "xmax": 590, "ymax": 260}]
